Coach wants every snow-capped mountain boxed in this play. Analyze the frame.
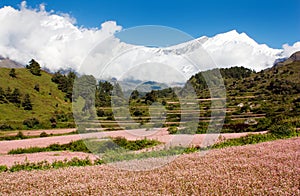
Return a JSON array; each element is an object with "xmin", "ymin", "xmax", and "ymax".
[
  {"xmin": 83, "ymin": 30, "xmax": 287, "ymax": 84},
  {"xmin": 153, "ymin": 30, "xmax": 284, "ymax": 71},
  {"xmin": 0, "ymin": 4, "xmax": 299, "ymax": 84}
]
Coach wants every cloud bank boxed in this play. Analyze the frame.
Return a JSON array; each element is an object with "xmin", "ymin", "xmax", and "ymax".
[
  {"xmin": 282, "ymin": 42, "xmax": 300, "ymax": 57},
  {"xmin": 0, "ymin": 2, "xmax": 121, "ymax": 71},
  {"xmin": 0, "ymin": 2, "xmax": 299, "ymax": 82}
]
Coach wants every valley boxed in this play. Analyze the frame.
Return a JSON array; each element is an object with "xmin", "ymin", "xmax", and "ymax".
[{"xmin": 0, "ymin": 52, "xmax": 299, "ymax": 173}]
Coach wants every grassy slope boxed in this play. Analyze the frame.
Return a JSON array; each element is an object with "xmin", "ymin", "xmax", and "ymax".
[{"xmin": 0, "ymin": 68, "xmax": 72, "ymax": 129}]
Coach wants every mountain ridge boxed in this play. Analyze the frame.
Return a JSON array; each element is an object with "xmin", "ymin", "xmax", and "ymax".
[
  {"xmin": 0, "ymin": 56, "xmax": 24, "ymax": 69},
  {"xmin": 1, "ymin": 28, "xmax": 298, "ymax": 79}
]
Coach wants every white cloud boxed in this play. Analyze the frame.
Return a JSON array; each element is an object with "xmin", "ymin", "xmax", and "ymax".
[
  {"xmin": 282, "ymin": 42, "xmax": 300, "ymax": 57},
  {"xmin": 0, "ymin": 2, "xmax": 299, "ymax": 83},
  {"xmin": 0, "ymin": 3, "xmax": 121, "ymax": 71}
]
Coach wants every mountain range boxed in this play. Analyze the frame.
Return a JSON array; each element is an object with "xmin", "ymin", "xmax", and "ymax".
[
  {"xmin": 0, "ymin": 29, "xmax": 298, "ymax": 85},
  {"xmin": 0, "ymin": 56, "xmax": 23, "ymax": 69},
  {"xmin": 1, "ymin": 4, "xmax": 299, "ymax": 81}
]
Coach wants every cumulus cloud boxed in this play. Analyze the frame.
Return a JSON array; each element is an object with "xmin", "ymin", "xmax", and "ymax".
[
  {"xmin": 282, "ymin": 42, "xmax": 300, "ymax": 57},
  {"xmin": 0, "ymin": 2, "xmax": 121, "ymax": 71},
  {"xmin": 0, "ymin": 2, "xmax": 299, "ymax": 83}
]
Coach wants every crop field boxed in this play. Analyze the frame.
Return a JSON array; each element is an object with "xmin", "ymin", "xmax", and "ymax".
[
  {"xmin": 0, "ymin": 137, "xmax": 299, "ymax": 195},
  {"xmin": 0, "ymin": 128, "xmax": 267, "ymax": 166}
]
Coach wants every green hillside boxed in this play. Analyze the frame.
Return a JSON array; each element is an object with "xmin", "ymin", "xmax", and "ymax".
[
  {"xmin": 0, "ymin": 68, "xmax": 73, "ymax": 130},
  {"xmin": 1, "ymin": 53, "xmax": 299, "ymax": 134},
  {"xmin": 72, "ymin": 55, "xmax": 300, "ymax": 133},
  {"xmin": 183, "ymin": 59, "xmax": 300, "ymax": 133}
]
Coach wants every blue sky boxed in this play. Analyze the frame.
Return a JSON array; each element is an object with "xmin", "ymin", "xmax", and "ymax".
[{"xmin": 0, "ymin": 0, "xmax": 299, "ymax": 48}]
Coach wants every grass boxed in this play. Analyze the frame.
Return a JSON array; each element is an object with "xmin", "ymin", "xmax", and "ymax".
[
  {"xmin": 0, "ymin": 130, "xmax": 78, "ymax": 141},
  {"xmin": 100, "ymin": 146, "xmax": 199, "ymax": 163},
  {"xmin": 8, "ymin": 137, "xmax": 162, "ymax": 155},
  {"xmin": 0, "ymin": 157, "xmax": 104, "ymax": 173},
  {"xmin": 212, "ymin": 124, "xmax": 300, "ymax": 149},
  {"xmin": 8, "ymin": 140, "xmax": 90, "ymax": 154}
]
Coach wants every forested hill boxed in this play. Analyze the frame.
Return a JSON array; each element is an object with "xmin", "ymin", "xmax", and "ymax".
[{"xmin": 0, "ymin": 60, "xmax": 74, "ymax": 130}]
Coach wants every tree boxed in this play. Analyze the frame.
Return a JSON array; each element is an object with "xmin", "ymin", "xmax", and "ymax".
[
  {"xmin": 145, "ymin": 91, "xmax": 157, "ymax": 104},
  {"xmin": 5, "ymin": 87, "xmax": 11, "ymax": 100},
  {"xmin": 22, "ymin": 93, "xmax": 32, "ymax": 110},
  {"xmin": 95, "ymin": 81, "xmax": 113, "ymax": 107},
  {"xmin": 50, "ymin": 117, "xmax": 57, "ymax": 128},
  {"xmin": 34, "ymin": 84, "xmax": 40, "ymax": 92},
  {"xmin": 10, "ymin": 88, "xmax": 21, "ymax": 107},
  {"xmin": 9, "ymin": 68, "xmax": 16, "ymax": 78},
  {"xmin": 0, "ymin": 87, "xmax": 6, "ymax": 103},
  {"xmin": 130, "ymin": 90, "xmax": 139, "ymax": 100},
  {"xmin": 51, "ymin": 71, "xmax": 76, "ymax": 102},
  {"xmin": 26, "ymin": 59, "xmax": 41, "ymax": 76}
]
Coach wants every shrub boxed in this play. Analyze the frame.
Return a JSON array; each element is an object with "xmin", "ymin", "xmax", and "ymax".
[
  {"xmin": 0, "ymin": 124, "xmax": 13, "ymax": 130},
  {"xmin": 112, "ymin": 137, "xmax": 161, "ymax": 151},
  {"xmin": 269, "ymin": 124, "xmax": 296, "ymax": 137},
  {"xmin": 0, "ymin": 165, "xmax": 8, "ymax": 172},
  {"xmin": 4, "ymin": 157, "xmax": 99, "ymax": 173},
  {"xmin": 16, "ymin": 131, "xmax": 26, "ymax": 139},
  {"xmin": 167, "ymin": 126, "xmax": 178, "ymax": 134},
  {"xmin": 40, "ymin": 131, "xmax": 48, "ymax": 137},
  {"xmin": 23, "ymin": 118, "xmax": 39, "ymax": 128},
  {"xmin": 222, "ymin": 123, "xmax": 250, "ymax": 133},
  {"xmin": 8, "ymin": 137, "xmax": 161, "ymax": 155},
  {"xmin": 96, "ymin": 109, "xmax": 105, "ymax": 117},
  {"xmin": 8, "ymin": 140, "xmax": 90, "ymax": 154},
  {"xmin": 49, "ymin": 117, "xmax": 57, "ymax": 128},
  {"xmin": 34, "ymin": 84, "xmax": 40, "ymax": 92},
  {"xmin": 9, "ymin": 68, "xmax": 16, "ymax": 78},
  {"xmin": 22, "ymin": 94, "xmax": 32, "ymax": 110}
]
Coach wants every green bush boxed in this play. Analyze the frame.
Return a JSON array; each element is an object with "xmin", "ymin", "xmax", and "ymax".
[
  {"xmin": 8, "ymin": 140, "xmax": 90, "ymax": 154},
  {"xmin": 16, "ymin": 131, "xmax": 26, "ymax": 139},
  {"xmin": 40, "ymin": 131, "xmax": 48, "ymax": 137},
  {"xmin": 212, "ymin": 133, "xmax": 277, "ymax": 149},
  {"xmin": 6, "ymin": 157, "xmax": 99, "ymax": 173},
  {"xmin": 0, "ymin": 165, "xmax": 8, "ymax": 172},
  {"xmin": 167, "ymin": 126, "xmax": 178, "ymax": 134},
  {"xmin": 0, "ymin": 124, "xmax": 13, "ymax": 130},
  {"xmin": 269, "ymin": 124, "xmax": 296, "ymax": 137},
  {"xmin": 112, "ymin": 137, "xmax": 161, "ymax": 151},
  {"xmin": 23, "ymin": 118, "xmax": 40, "ymax": 128},
  {"xmin": 8, "ymin": 137, "xmax": 161, "ymax": 155}
]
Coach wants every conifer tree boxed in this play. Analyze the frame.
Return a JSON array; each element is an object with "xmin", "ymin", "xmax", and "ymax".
[
  {"xmin": 10, "ymin": 88, "xmax": 21, "ymax": 107},
  {"xmin": 26, "ymin": 59, "xmax": 41, "ymax": 76},
  {"xmin": 9, "ymin": 68, "xmax": 16, "ymax": 78},
  {"xmin": 22, "ymin": 93, "xmax": 32, "ymax": 110}
]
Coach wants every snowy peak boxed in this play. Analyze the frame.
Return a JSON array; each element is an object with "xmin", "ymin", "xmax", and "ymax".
[
  {"xmin": 189, "ymin": 30, "xmax": 284, "ymax": 70},
  {"xmin": 207, "ymin": 30, "xmax": 257, "ymax": 46},
  {"xmin": 148, "ymin": 29, "xmax": 284, "ymax": 71}
]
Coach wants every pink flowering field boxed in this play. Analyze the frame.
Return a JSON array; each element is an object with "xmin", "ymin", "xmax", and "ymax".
[{"xmin": 0, "ymin": 137, "xmax": 299, "ymax": 195}]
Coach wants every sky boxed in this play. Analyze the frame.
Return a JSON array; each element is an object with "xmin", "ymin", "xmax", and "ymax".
[
  {"xmin": 0, "ymin": 0, "xmax": 299, "ymax": 80},
  {"xmin": 0, "ymin": 0, "xmax": 299, "ymax": 48}
]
